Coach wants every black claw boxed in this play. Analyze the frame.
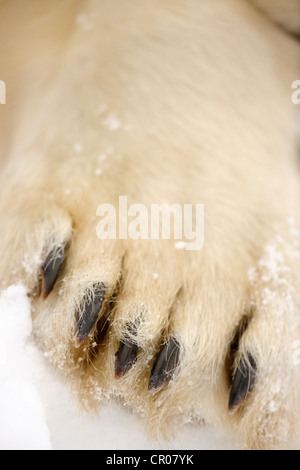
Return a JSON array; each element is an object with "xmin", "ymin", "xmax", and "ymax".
[
  {"xmin": 115, "ymin": 340, "xmax": 139, "ymax": 379},
  {"xmin": 115, "ymin": 321, "xmax": 139, "ymax": 379},
  {"xmin": 149, "ymin": 337, "xmax": 180, "ymax": 392},
  {"xmin": 41, "ymin": 245, "xmax": 65, "ymax": 299},
  {"xmin": 75, "ymin": 284, "xmax": 106, "ymax": 347},
  {"xmin": 228, "ymin": 353, "xmax": 257, "ymax": 413}
]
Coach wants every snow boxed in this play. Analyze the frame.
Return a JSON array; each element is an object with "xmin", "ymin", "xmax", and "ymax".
[
  {"xmin": 174, "ymin": 241, "xmax": 187, "ymax": 250},
  {"xmin": 73, "ymin": 143, "xmax": 83, "ymax": 153},
  {"xmin": 0, "ymin": 284, "xmax": 52, "ymax": 450},
  {"xmin": 0, "ymin": 284, "xmax": 235, "ymax": 450},
  {"xmin": 102, "ymin": 113, "xmax": 122, "ymax": 132}
]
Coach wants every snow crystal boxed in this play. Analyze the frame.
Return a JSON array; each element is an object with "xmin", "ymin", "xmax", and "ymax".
[
  {"xmin": 102, "ymin": 114, "xmax": 121, "ymax": 132},
  {"xmin": 22, "ymin": 253, "xmax": 42, "ymax": 275},
  {"xmin": 73, "ymin": 143, "xmax": 83, "ymax": 153},
  {"xmin": 248, "ymin": 266, "xmax": 258, "ymax": 284},
  {"xmin": 98, "ymin": 153, "xmax": 107, "ymax": 162},
  {"xmin": 174, "ymin": 241, "xmax": 187, "ymax": 250},
  {"xmin": 94, "ymin": 168, "xmax": 102, "ymax": 177},
  {"xmin": 268, "ymin": 400, "xmax": 279, "ymax": 414}
]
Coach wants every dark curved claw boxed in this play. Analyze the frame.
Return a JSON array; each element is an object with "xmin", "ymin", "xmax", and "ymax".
[
  {"xmin": 75, "ymin": 283, "xmax": 106, "ymax": 347},
  {"xmin": 149, "ymin": 337, "xmax": 180, "ymax": 392},
  {"xmin": 41, "ymin": 245, "xmax": 65, "ymax": 299},
  {"xmin": 229, "ymin": 353, "xmax": 257, "ymax": 414},
  {"xmin": 115, "ymin": 320, "xmax": 140, "ymax": 378},
  {"xmin": 115, "ymin": 339, "xmax": 139, "ymax": 379}
]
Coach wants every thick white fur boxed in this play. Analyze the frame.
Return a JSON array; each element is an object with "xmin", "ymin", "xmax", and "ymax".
[{"xmin": 0, "ymin": 0, "xmax": 300, "ymax": 450}]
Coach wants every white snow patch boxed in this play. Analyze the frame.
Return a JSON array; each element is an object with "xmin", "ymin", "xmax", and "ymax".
[{"xmin": 0, "ymin": 284, "xmax": 52, "ymax": 450}]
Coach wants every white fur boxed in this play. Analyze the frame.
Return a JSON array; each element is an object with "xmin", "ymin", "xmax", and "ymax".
[{"xmin": 0, "ymin": 0, "xmax": 300, "ymax": 449}]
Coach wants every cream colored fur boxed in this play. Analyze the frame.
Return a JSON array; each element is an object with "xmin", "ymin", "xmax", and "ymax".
[
  {"xmin": 251, "ymin": 0, "xmax": 300, "ymax": 34},
  {"xmin": 0, "ymin": 0, "xmax": 300, "ymax": 450}
]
